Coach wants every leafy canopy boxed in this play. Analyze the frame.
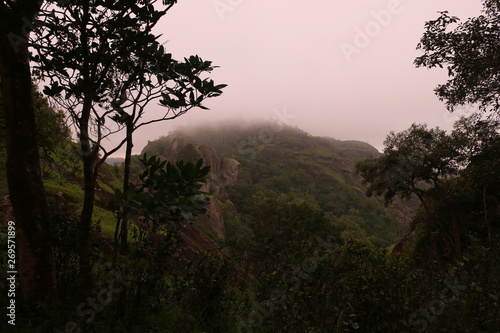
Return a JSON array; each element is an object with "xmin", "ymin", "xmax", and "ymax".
[
  {"xmin": 355, "ymin": 118, "xmax": 499, "ymax": 206},
  {"xmin": 30, "ymin": 0, "xmax": 226, "ymax": 157},
  {"xmin": 415, "ymin": 0, "xmax": 500, "ymax": 117},
  {"xmin": 114, "ymin": 154, "xmax": 211, "ymax": 226}
]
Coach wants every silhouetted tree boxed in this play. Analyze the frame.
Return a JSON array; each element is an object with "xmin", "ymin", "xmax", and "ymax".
[
  {"xmin": 30, "ymin": 0, "xmax": 225, "ymax": 296},
  {"xmin": 0, "ymin": 0, "xmax": 57, "ymax": 302},
  {"xmin": 415, "ymin": 0, "xmax": 500, "ymax": 118},
  {"xmin": 356, "ymin": 123, "xmax": 457, "ymax": 207}
]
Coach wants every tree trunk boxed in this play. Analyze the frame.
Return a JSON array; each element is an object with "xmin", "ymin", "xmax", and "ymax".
[
  {"xmin": 79, "ymin": 155, "xmax": 96, "ymax": 297},
  {"xmin": 119, "ymin": 122, "xmax": 134, "ymax": 253},
  {"xmin": 78, "ymin": 99, "xmax": 96, "ymax": 298},
  {"xmin": 0, "ymin": 1, "xmax": 57, "ymax": 302}
]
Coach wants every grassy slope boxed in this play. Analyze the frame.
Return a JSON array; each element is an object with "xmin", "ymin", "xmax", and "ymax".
[{"xmin": 40, "ymin": 141, "xmax": 121, "ymax": 237}]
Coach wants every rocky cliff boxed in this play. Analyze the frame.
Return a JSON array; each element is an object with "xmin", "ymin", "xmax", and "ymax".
[{"xmin": 144, "ymin": 137, "xmax": 241, "ymax": 240}]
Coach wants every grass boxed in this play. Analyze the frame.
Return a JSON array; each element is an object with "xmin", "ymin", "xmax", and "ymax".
[
  {"xmin": 45, "ymin": 179, "xmax": 85, "ymax": 203},
  {"xmin": 45, "ymin": 176, "xmax": 118, "ymax": 238},
  {"xmin": 93, "ymin": 206, "xmax": 116, "ymax": 237}
]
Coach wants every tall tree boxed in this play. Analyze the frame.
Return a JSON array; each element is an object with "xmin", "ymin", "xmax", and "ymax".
[
  {"xmin": 356, "ymin": 118, "xmax": 499, "ymax": 259},
  {"xmin": 30, "ymin": 0, "xmax": 225, "ymax": 295},
  {"xmin": 0, "ymin": 0, "xmax": 57, "ymax": 301},
  {"xmin": 415, "ymin": 0, "xmax": 500, "ymax": 118},
  {"xmin": 108, "ymin": 53, "xmax": 225, "ymax": 254},
  {"xmin": 356, "ymin": 118, "xmax": 498, "ymax": 207},
  {"xmin": 355, "ymin": 123, "xmax": 458, "ymax": 208}
]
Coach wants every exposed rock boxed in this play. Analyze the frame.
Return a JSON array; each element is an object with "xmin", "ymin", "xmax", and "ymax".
[
  {"xmin": 163, "ymin": 139, "xmax": 241, "ymax": 240},
  {"xmin": 196, "ymin": 196, "xmax": 227, "ymax": 239},
  {"xmin": 170, "ymin": 137, "xmax": 189, "ymax": 154},
  {"xmin": 220, "ymin": 158, "xmax": 240, "ymax": 184}
]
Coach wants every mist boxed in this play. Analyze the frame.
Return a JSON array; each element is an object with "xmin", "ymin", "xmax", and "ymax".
[{"xmin": 106, "ymin": 0, "xmax": 483, "ymax": 156}]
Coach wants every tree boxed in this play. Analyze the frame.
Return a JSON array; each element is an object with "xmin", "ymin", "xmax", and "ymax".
[
  {"xmin": 0, "ymin": 87, "xmax": 70, "ymax": 195},
  {"xmin": 355, "ymin": 123, "xmax": 458, "ymax": 208},
  {"xmin": 356, "ymin": 118, "xmax": 499, "ymax": 206},
  {"xmin": 114, "ymin": 154, "xmax": 211, "ymax": 233},
  {"xmin": 356, "ymin": 118, "xmax": 499, "ymax": 260},
  {"xmin": 30, "ymin": 0, "xmax": 225, "ymax": 295},
  {"xmin": 107, "ymin": 54, "xmax": 224, "ymax": 254},
  {"xmin": 248, "ymin": 192, "xmax": 337, "ymax": 272},
  {"xmin": 415, "ymin": 0, "xmax": 500, "ymax": 118},
  {"xmin": 0, "ymin": 0, "xmax": 57, "ymax": 301}
]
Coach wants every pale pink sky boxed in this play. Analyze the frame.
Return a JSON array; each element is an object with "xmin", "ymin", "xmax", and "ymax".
[{"xmin": 113, "ymin": 0, "xmax": 483, "ymax": 155}]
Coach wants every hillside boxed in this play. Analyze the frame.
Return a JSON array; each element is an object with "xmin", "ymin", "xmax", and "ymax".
[
  {"xmin": 139, "ymin": 121, "xmax": 415, "ymax": 247},
  {"xmin": 2, "ymin": 116, "xmax": 498, "ymax": 333}
]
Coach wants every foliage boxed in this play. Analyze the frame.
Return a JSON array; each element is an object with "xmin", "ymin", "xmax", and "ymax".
[
  {"xmin": 114, "ymin": 154, "xmax": 210, "ymax": 227},
  {"xmin": 2, "ymin": 118, "xmax": 499, "ymax": 332},
  {"xmin": 356, "ymin": 124, "xmax": 452, "ymax": 206},
  {"xmin": 27, "ymin": 0, "xmax": 225, "ymax": 297},
  {"xmin": 244, "ymin": 193, "xmax": 340, "ymax": 274},
  {"xmin": 356, "ymin": 116, "xmax": 499, "ymax": 264},
  {"xmin": 0, "ymin": 86, "xmax": 69, "ymax": 191},
  {"xmin": 31, "ymin": 0, "xmax": 225, "ymax": 160},
  {"xmin": 415, "ymin": 1, "xmax": 500, "ymax": 117},
  {"xmin": 356, "ymin": 118, "xmax": 499, "ymax": 207},
  {"xmin": 171, "ymin": 254, "xmax": 245, "ymax": 332},
  {"xmin": 407, "ymin": 138, "xmax": 500, "ymax": 265},
  {"xmin": 32, "ymin": 89, "xmax": 70, "ymax": 155}
]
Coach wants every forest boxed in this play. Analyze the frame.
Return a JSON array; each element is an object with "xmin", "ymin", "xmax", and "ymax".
[{"xmin": 0, "ymin": 0, "xmax": 499, "ymax": 332}]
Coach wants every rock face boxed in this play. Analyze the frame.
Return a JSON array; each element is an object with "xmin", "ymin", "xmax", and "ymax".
[
  {"xmin": 168, "ymin": 138, "xmax": 240, "ymax": 239},
  {"xmin": 220, "ymin": 158, "xmax": 240, "ymax": 185}
]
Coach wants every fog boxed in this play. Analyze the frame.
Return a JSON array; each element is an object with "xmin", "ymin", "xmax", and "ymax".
[{"xmin": 108, "ymin": 0, "xmax": 483, "ymax": 156}]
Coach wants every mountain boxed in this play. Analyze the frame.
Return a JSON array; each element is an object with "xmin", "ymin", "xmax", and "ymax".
[
  {"xmin": 106, "ymin": 157, "xmax": 125, "ymax": 165},
  {"xmin": 139, "ymin": 120, "xmax": 415, "ymax": 247}
]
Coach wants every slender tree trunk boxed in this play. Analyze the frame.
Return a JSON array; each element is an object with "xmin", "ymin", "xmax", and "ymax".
[
  {"xmin": 113, "ymin": 214, "xmax": 122, "ymax": 265},
  {"xmin": 79, "ymin": 156, "xmax": 96, "ymax": 297},
  {"xmin": 119, "ymin": 122, "xmax": 134, "ymax": 253},
  {"xmin": 75, "ymin": 1, "xmax": 97, "ymax": 298},
  {"xmin": 0, "ymin": 1, "xmax": 57, "ymax": 302},
  {"xmin": 78, "ymin": 98, "xmax": 96, "ymax": 297}
]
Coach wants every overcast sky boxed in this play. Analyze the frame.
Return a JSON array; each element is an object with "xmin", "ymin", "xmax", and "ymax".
[{"xmin": 117, "ymin": 0, "xmax": 483, "ymax": 155}]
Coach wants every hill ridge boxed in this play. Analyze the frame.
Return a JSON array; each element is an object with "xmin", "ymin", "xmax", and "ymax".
[{"xmin": 138, "ymin": 122, "xmax": 415, "ymax": 247}]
